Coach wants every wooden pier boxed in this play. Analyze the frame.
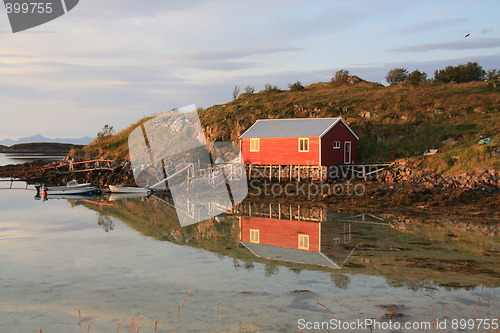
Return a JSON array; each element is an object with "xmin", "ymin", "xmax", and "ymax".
[
  {"xmin": 234, "ymin": 201, "xmax": 327, "ymax": 222},
  {"xmin": 0, "ymin": 159, "xmax": 116, "ymax": 179},
  {"xmin": 246, "ymin": 163, "xmax": 392, "ymax": 182}
]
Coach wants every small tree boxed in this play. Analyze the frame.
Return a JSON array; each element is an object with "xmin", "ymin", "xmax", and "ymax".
[
  {"xmin": 264, "ymin": 83, "xmax": 280, "ymax": 93},
  {"xmin": 386, "ymin": 68, "xmax": 408, "ymax": 85},
  {"xmin": 406, "ymin": 70, "xmax": 427, "ymax": 85},
  {"xmin": 486, "ymin": 69, "xmax": 499, "ymax": 80},
  {"xmin": 232, "ymin": 85, "xmax": 240, "ymax": 100},
  {"xmin": 244, "ymin": 85, "xmax": 255, "ymax": 94},
  {"xmin": 331, "ymin": 69, "xmax": 350, "ymax": 86},
  {"xmin": 288, "ymin": 81, "xmax": 305, "ymax": 92},
  {"xmin": 96, "ymin": 124, "xmax": 114, "ymax": 140},
  {"xmin": 434, "ymin": 62, "xmax": 485, "ymax": 83}
]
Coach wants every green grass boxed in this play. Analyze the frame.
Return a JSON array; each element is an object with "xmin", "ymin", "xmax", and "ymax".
[
  {"xmin": 83, "ymin": 117, "xmax": 154, "ymax": 160},
  {"xmin": 82, "ymin": 80, "xmax": 500, "ymax": 173}
]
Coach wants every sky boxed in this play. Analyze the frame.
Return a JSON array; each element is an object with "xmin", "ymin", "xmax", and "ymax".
[{"xmin": 0, "ymin": 0, "xmax": 499, "ymax": 140}]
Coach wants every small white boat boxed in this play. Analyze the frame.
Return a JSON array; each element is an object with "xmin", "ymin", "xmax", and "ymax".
[
  {"xmin": 44, "ymin": 187, "xmax": 96, "ymax": 195},
  {"xmin": 35, "ymin": 194, "xmax": 97, "ymax": 201},
  {"xmin": 108, "ymin": 185, "xmax": 151, "ymax": 194},
  {"xmin": 36, "ymin": 181, "xmax": 96, "ymax": 197},
  {"xmin": 36, "ymin": 180, "xmax": 92, "ymax": 192},
  {"xmin": 108, "ymin": 192, "xmax": 150, "ymax": 201},
  {"xmin": 44, "ymin": 183, "xmax": 92, "ymax": 191}
]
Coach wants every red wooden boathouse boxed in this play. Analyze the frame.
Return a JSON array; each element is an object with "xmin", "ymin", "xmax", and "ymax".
[{"xmin": 239, "ymin": 118, "xmax": 358, "ymax": 166}]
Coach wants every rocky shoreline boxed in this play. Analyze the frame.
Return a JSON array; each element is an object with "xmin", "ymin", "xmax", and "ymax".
[
  {"xmin": 378, "ymin": 159, "xmax": 499, "ymax": 191},
  {"xmin": 1, "ymin": 158, "xmax": 498, "ymax": 189},
  {"xmin": 0, "ymin": 159, "xmax": 135, "ymax": 188},
  {"xmin": 1, "ymin": 159, "xmax": 498, "ymax": 223}
]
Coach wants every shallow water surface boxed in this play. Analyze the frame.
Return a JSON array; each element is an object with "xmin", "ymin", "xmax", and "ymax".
[
  {"xmin": 0, "ymin": 181, "xmax": 498, "ymax": 332},
  {"xmin": 0, "ymin": 152, "xmax": 64, "ymax": 166}
]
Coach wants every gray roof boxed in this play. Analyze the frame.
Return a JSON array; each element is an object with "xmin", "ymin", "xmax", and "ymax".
[
  {"xmin": 240, "ymin": 241, "xmax": 340, "ymax": 268},
  {"xmin": 239, "ymin": 118, "xmax": 357, "ymax": 139}
]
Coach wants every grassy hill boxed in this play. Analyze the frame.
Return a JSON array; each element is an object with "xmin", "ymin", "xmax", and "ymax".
[{"xmin": 83, "ymin": 79, "xmax": 500, "ymax": 174}]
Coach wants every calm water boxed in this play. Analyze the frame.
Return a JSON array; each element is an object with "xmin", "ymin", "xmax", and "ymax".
[
  {"xmin": 0, "ymin": 181, "xmax": 498, "ymax": 333},
  {"xmin": 0, "ymin": 152, "xmax": 65, "ymax": 166}
]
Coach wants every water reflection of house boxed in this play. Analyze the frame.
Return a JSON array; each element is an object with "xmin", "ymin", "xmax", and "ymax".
[{"xmin": 238, "ymin": 202, "xmax": 356, "ymax": 269}]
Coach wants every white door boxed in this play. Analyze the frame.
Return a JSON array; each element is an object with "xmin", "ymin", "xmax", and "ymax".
[{"xmin": 344, "ymin": 141, "xmax": 352, "ymax": 164}]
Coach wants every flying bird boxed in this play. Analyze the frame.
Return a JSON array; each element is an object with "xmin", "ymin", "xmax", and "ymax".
[{"xmin": 465, "ymin": 33, "xmax": 471, "ymax": 38}]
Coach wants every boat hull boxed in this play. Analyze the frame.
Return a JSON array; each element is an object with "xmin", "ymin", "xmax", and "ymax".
[
  {"xmin": 108, "ymin": 185, "xmax": 150, "ymax": 194},
  {"xmin": 45, "ymin": 187, "xmax": 96, "ymax": 195}
]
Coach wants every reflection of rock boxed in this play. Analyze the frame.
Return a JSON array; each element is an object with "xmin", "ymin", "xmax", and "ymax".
[
  {"xmin": 96, "ymin": 213, "xmax": 114, "ymax": 232},
  {"xmin": 330, "ymin": 273, "xmax": 350, "ymax": 289}
]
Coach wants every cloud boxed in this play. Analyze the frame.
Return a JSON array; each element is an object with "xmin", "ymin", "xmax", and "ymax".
[
  {"xmin": 176, "ymin": 45, "xmax": 302, "ymax": 71},
  {"xmin": 72, "ymin": 0, "xmax": 213, "ymax": 19},
  {"xmin": 398, "ymin": 18, "xmax": 466, "ymax": 33},
  {"xmin": 390, "ymin": 38, "xmax": 500, "ymax": 53},
  {"xmin": 480, "ymin": 28, "xmax": 494, "ymax": 34},
  {"xmin": 183, "ymin": 45, "xmax": 302, "ymax": 62}
]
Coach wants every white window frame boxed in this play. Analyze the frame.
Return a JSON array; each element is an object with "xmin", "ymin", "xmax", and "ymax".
[
  {"xmin": 250, "ymin": 229, "xmax": 260, "ymax": 243},
  {"xmin": 298, "ymin": 234, "xmax": 309, "ymax": 250},
  {"xmin": 249, "ymin": 138, "xmax": 260, "ymax": 152},
  {"xmin": 333, "ymin": 141, "xmax": 341, "ymax": 149},
  {"xmin": 298, "ymin": 138, "xmax": 310, "ymax": 152}
]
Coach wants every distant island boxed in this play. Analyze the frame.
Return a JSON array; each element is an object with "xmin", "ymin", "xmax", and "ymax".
[
  {"xmin": 0, "ymin": 142, "xmax": 84, "ymax": 154},
  {"xmin": 0, "ymin": 134, "xmax": 93, "ymax": 147}
]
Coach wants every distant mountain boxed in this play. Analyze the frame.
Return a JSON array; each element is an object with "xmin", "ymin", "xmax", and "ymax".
[{"xmin": 0, "ymin": 134, "xmax": 93, "ymax": 147}]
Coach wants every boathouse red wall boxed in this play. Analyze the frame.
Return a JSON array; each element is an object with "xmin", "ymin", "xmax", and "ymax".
[
  {"xmin": 240, "ymin": 137, "xmax": 321, "ymax": 166},
  {"xmin": 320, "ymin": 120, "xmax": 358, "ymax": 166},
  {"xmin": 240, "ymin": 120, "xmax": 358, "ymax": 166},
  {"xmin": 239, "ymin": 216, "xmax": 321, "ymax": 252}
]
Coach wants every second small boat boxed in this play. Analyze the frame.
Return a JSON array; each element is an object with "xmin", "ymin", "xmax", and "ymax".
[{"xmin": 108, "ymin": 185, "xmax": 151, "ymax": 194}]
